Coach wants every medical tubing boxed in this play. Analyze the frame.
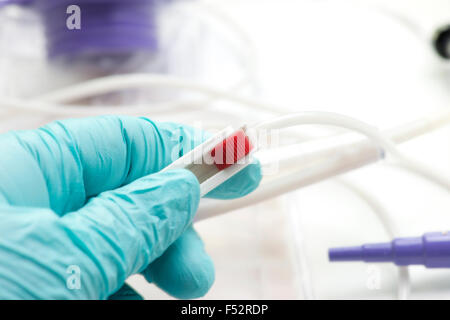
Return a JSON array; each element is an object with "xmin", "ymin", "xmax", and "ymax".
[
  {"xmin": 4, "ymin": 74, "xmax": 450, "ymax": 197},
  {"xmin": 0, "ymin": 78, "xmax": 254, "ymax": 117},
  {"xmin": 336, "ymin": 178, "xmax": 410, "ymax": 300},
  {"xmin": 5, "ymin": 73, "xmax": 448, "ymax": 158},
  {"xmin": 190, "ymin": 0, "xmax": 259, "ymax": 90},
  {"xmin": 286, "ymin": 194, "xmax": 316, "ymax": 299},
  {"xmin": 197, "ymin": 143, "xmax": 382, "ymax": 219},
  {"xmin": 20, "ymin": 75, "xmax": 449, "ymax": 218},
  {"xmin": 0, "ymin": 75, "xmax": 276, "ymax": 115},
  {"xmin": 28, "ymin": 74, "xmax": 291, "ymax": 113},
  {"xmin": 197, "ymin": 111, "xmax": 450, "ymax": 219},
  {"xmin": 254, "ymin": 112, "xmax": 414, "ymax": 157},
  {"xmin": 397, "ymin": 267, "xmax": 410, "ymax": 300},
  {"xmin": 264, "ymin": 109, "xmax": 450, "ymax": 175},
  {"xmin": 8, "ymin": 70, "xmax": 449, "ymax": 151},
  {"xmin": 22, "ymin": 73, "xmax": 450, "ymax": 134},
  {"xmin": 254, "ymin": 112, "xmax": 450, "ymax": 192}
]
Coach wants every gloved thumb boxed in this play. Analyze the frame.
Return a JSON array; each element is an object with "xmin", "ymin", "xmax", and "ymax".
[{"xmin": 59, "ymin": 168, "xmax": 200, "ymax": 299}]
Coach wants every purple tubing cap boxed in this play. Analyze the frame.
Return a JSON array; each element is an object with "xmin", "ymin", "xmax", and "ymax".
[{"xmin": 32, "ymin": 0, "xmax": 169, "ymax": 58}]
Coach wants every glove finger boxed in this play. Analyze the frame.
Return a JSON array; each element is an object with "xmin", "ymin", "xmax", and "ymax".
[
  {"xmin": 205, "ymin": 161, "xmax": 262, "ymax": 200},
  {"xmin": 108, "ymin": 283, "xmax": 143, "ymax": 300},
  {"xmin": 2, "ymin": 116, "xmax": 206, "ymax": 214},
  {"xmin": 142, "ymin": 226, "xmax": 214, "ymax": 299},
  {"xmin": 60, "ymin": 169, "xmax": 200, "ymax": 299}
]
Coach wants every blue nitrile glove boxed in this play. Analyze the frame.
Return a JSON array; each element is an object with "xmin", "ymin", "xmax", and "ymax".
[{"xmin": 0, "ymin": 115, "xmax": 262, "ymax": 300}]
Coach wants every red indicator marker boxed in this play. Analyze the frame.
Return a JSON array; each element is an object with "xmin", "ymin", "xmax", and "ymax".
[{"xmin": 210, "ymin": 130, "xmax": 253, "ymax": 170}]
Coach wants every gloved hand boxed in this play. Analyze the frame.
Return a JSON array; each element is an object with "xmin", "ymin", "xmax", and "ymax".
[{"xmin": 0, "ymin": 115, "xmax": 261, "ymax": 300}]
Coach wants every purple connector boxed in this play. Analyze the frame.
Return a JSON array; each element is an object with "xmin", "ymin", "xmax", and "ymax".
[
  {"xmin": 5, "ymin": 0, "xmax": 171, "ymax": 59},
  {"xmin": 34, "ymin": 0, "xmax": 163, "ymax": 58},
  {"xmin": 329, "ymin": 232, "xmax": 450, "ymax": 268},
  {"xmin": 0, "ymin": 0, "xmax": 33, "ymax": 6}
]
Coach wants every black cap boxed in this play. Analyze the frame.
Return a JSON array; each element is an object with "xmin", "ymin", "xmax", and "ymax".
[{"xmin": 433, "ymin": 25, "xmax": 450, "ymax": 59}]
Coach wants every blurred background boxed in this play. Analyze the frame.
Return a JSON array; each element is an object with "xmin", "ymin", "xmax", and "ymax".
[{"xmin": 2, "ymin": 0, "xmax": 450, "ymax": 299}]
